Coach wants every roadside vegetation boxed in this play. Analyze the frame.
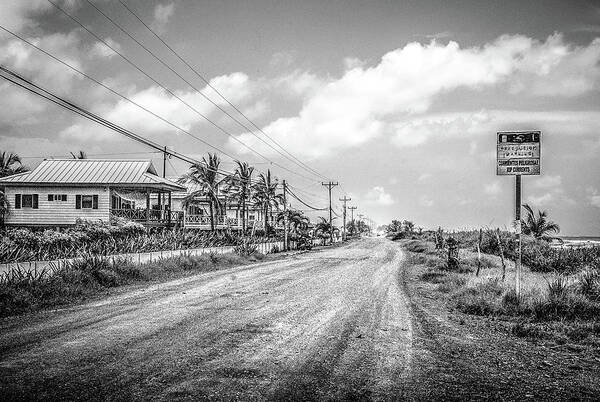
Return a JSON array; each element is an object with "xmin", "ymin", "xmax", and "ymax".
[
  {"xmin": 385, "ymin": 209, "xmax": 600, "ymax": 345},
  {"xmin": 0, "ymin": 219, "xmax": 281, "ymax": 264},
  {"xmin": 0, "ymin": 248, "xmax": 271, "ymax": 318}
]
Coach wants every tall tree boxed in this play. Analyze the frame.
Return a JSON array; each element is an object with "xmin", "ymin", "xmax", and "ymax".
[
  {"xmin": 178, "ymin": 153, "xmax": 224, "ymax": 231},
  {"xmin": 252, "ymin": 169, "xmax": 284, "ymax": 231},
  {"xmin": 521, "ymin": 204, "xmax": 560, "ymax": 240},
  {"xmin": 315, "ymin": 216, "xmax": 339, "ymax": 240},
  {"xmin": 0, "ymin": 190, "xmax": 8, "ymax": 227},
  {"xmin": 0, "ymin": 151, "xmax": 28, "ymax": 178},
  {"xmin": 277, "ymin": 209, "xmax": 310, "ymax": 234},
  {"xmin": 225, "ymin": 161, "xmax": 254, "ymax": 232}
]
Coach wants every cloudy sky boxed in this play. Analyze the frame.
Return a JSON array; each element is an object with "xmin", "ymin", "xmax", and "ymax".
[{"xmin": 1, "ymin": 0, "xmax": 599, "ymax": 235}]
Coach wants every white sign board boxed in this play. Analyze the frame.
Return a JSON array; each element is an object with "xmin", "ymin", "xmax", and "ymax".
[{"xmin": 497, "ymin": 131, "xmax": 541, "ymax": 176}]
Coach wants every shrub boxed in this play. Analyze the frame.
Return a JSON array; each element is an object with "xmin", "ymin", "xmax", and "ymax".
[
  {"xmin": 437, "ymin": 273, "xmax": 467, "ymax": 293},
  {"xmin": 452, "ymin": 279, "xmax": 506, "ymax": 316},
  {"xmin": 420, "ymin": 270, "xmax": 446, "ymax": 283},
  {"xmin": 578, "ymin": 268, "xmax": 600, "ymax": 301},
  {"xmin": 404, "ymin": 240, "xmax": 428, "ymax": 253}
]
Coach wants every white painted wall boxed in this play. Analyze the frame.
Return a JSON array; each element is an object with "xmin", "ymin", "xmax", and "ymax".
[{"xmin": 3, "ymin": 186, "xmax": 110, "ymax": 226}]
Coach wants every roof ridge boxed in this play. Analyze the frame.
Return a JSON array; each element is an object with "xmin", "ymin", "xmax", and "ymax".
[{"xmin": 42, "ymin": 158, "xmax": 152, "ymax": 162}]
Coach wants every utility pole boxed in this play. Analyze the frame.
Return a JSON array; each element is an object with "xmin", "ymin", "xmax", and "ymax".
[
  {"xmin": 322, "ymin": 181, "xmax": 339, "ymax": 244},
  {"xmin": 283, "ymin": 180, "xmax": 288, "ymax": 251},
  {"xmin": 163, "ymin": 146, "xmax": 168, "ymax": 178},
  {"xmin": 339, "ymin": 196, "xmax": 351, "ymax": 241},
  {"xmin": 348, "ymin": 206, "xmax": 357, "ymax": 236},
  {"xmin": 515, "ymin": 175, "xmax": 522, "ymax": 298},
  {"xmin": 358, "ymin": 214, "xmax": 364, "ymax": 235}
]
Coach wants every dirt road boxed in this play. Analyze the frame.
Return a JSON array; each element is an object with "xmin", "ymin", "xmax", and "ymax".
[{"xmin": 0, "ymin": 238, "xmax": 414, "ymax": 401}]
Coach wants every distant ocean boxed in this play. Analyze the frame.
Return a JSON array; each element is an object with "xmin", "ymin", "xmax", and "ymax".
[{"xmin": 557, "ymin": 236, "xmax": 600, "ymax": 247}]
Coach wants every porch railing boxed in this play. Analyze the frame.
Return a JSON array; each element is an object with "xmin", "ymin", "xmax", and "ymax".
[{"xmin": 110, "ymin": 209, "xmax": 183, "ymax": 225}]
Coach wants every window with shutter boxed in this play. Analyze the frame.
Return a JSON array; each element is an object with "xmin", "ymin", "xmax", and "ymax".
[
  {"xmin": 22, "ymin": 195, "xmax": 33, "ymax": 208},
  {"xmin": 15, "ymin": 194, "xmax": 21, "ymax": 209},
  {"xmin": 48, "ymin": 194, "xmax": 54, "ymax": 202}
]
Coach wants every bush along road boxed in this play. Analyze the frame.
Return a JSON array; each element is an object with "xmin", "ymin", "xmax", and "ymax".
[{"xmin": 0, "ymin": 237, "xmax": 599, "ymax": 400}]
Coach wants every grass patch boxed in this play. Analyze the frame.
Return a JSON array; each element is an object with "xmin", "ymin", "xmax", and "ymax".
[
  {"xmin": 0, "ymin": 251, "xmax": 266, "ymax": 318},
  {"xmin": 404, "ymin": 240, "xmax": 429, "ymax": 253}
]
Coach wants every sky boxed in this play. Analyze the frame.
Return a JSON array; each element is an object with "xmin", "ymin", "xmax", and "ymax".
[{"xmin": 0, "ymin": 0, "xmax": 599, "ymax": 235}]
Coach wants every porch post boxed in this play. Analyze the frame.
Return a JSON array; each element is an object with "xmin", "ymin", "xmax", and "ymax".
[
  {"xmin": 146, "ymin": 189, "xmax": 150, "ymax": 225},
  {"xmin": 168, "ymin": 191, "xmax": 172, "ymax": 225}
]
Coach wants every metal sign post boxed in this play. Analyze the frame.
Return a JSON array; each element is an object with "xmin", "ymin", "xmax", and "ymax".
[{"xmin": 497, "ymin": 130, "xmax": 541, "ymax": 298}]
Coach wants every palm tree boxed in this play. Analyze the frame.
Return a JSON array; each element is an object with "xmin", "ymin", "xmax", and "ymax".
[
  {"xmin": 70, "ymin": 150, "xmax": 87, "ymax": 159},
  {"xmin": 225, "ymin": 161, "xmax": 254, "ymax": 232},
  {"xmin": 276, "ymin": 209, "xmax": 310, "ymax": 234},
  {"xmin": 178, "ymin": 153, "xmax": 224, "ymax": 231},
  {"xmin": 0, "ymin": 190, "xmax": 9, "ymax": 227},
  {"xmin": 0, "ymin": 151, "xmax": 28, "ymax": 178},
  {"xmin": 252, "ymin": 169, "xmax": 284, "ymax": 231},
  {"xmin": 521, "ymin": 203, "xmax": 560, "ymax": 240},
  {"xmin": 315, "ymin": 216, "xmax": 339, "ymax": 240}
]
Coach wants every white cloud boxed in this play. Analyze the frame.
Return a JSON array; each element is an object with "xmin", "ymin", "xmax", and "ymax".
[
  {"xmin": 527, "ymin": 192, "xmax": 554, "ymax": 206},
  {"xmin": 418, "ymin": 173, "xmax": 432, "ymax": 182},
  {"xmin": 533, "ymin": 175, "xmax": 562, "ymax": 189},
  {"xmin": 484, "ymin": 181, "xmax": 502, "ymax": 196},
  {"xmin": 89, "ymin": 38, "xmax": 121, "ymax": 59},
  {"xmin": 0, "ymin": 0, "xmax": 50, "ymax": 32},
  {"xmin": 275, "ymin": 70, "xmax": 324, "ymax": 98},
  {"xmin": 365, "ymin": 186, "xmax": 395, "ymax": 206},
  {"xmin": 343, "ymin": 57, "xmax": 366, "ymax": 70},
  {"xmin": 391, "ymin": 109, "xmax": 600, "ymax": 148},
  {"xmin": 419, "ymin": 196, "xmax": 434, "ymax": 207},
  {"xmin": 59, "ymin": 72, "xmax": 257, "ymax": 141},
  {"xmin": 228, "ymin": 33, "xmax": 600, "ymax": 159},
  {"xmin": 0, "ymin": 31, "xmax": 84, "ymax": 92},
  {"xmin": 0, "ymin": 83, "xmax": 47, "ymax": 125},
  {"xmin": 152, "ymin": 3, "xmax": 175, "ymax": 34},
  {"xmin": 588, "ymin": 188, "xmax": 600, "ymax": 208}
]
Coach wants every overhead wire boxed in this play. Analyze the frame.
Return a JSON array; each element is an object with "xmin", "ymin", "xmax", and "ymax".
[
  {"xmin": 47, "ymin": 0, "xmax": 320, "ymax": 183},
  {"xmin": 116, "ymin": 0, "xmax": 331, "ymax": 182},
  {"xmin": 85, "ymin": 0, "xmax": 328, "ymax": 182},
  {"xmin": 286, "ymin": 186, "xmax": 327, "ymax": 211},
  {"xmin": 0, "ymin": 65, "xmax": 262, "ymax": 184},
  {"xmin": 0, "ymin": 24, "xmax": 237, "ymax": 160}
]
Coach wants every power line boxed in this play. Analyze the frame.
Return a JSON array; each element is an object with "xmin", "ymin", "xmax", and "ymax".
[
  {"xmin": 85, "ymin": 0, "xmax": 327, "ymax": 183},
  {"xmin": 0, "ymin": 24, "xmax": 236, "ymax": 160},
  {"xmin": 286, "ymin": 186, "xmax": 327, "ymax": 211},
  {"xmin": 47, "ymin": 0, "xmax": 319, "ymax": 184},
  {"xmin": 117, "ymin": 0, "xmax": 331, "ymax": 182},
  {"xmin": 0, "ymin": 65, "xmax": 264, "ymax": 184}
]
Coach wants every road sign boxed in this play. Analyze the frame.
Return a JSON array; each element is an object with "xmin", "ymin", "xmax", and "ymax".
[{"xmin": 497, "ymin": 131, "xmax": 541, "ymax": 175}]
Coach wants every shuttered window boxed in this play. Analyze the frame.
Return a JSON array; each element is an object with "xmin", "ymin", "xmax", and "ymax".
[
  {"xmin": 76, "ymin": 194, "xmax": 99, "ymax": 210},
  {"xmin": 17, "ymin": 194, "xmax": 38, "ymax": 209}
]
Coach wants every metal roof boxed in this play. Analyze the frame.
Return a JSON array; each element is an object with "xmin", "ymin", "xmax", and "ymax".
[{"xmin": 0, "ymin": 159, "xmax": 185, "ymax": 191}]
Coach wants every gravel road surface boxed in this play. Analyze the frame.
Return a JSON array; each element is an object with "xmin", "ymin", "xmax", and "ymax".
[{"xmin": 0, "ymin": 238, "xmax": 413, "ymax": 401}]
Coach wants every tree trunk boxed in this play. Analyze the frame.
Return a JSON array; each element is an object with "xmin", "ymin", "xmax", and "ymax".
[
  {"xmin": 241, "ymin": 197, "xmax": 246, "ymax": 233},
  {"xmin": 209, "ymin": 201, "xmax": 215, "ymax": 232}
]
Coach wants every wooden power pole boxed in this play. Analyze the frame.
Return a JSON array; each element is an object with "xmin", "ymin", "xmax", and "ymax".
[
  {"xmin": 322, "ymin": 181, "xmax": 339, "ymax": 244},
  {"xmin": 348, "ymin": 206, "xmax": 357, "ymax": 236},
  {"xmin": 339, "ymin": 196, "xmax": 351, "ymax": 241},
  {"xmin": 283, "ymin": 180, "xmax": 288, "ymax": 251}
]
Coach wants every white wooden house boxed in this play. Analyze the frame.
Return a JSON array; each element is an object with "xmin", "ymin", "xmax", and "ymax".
[{"xmin": 0, "ymin": 159, "xmax": 185, "ymax": 228}]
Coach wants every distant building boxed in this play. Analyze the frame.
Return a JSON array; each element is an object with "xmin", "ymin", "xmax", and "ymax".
[
  {"xmin": 0, "ymin": 159, "xmax": 185, "ymax": 228},
  {"xmin": 167, "ymin": 180, "xmax": 278, "ymax": 231}
]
